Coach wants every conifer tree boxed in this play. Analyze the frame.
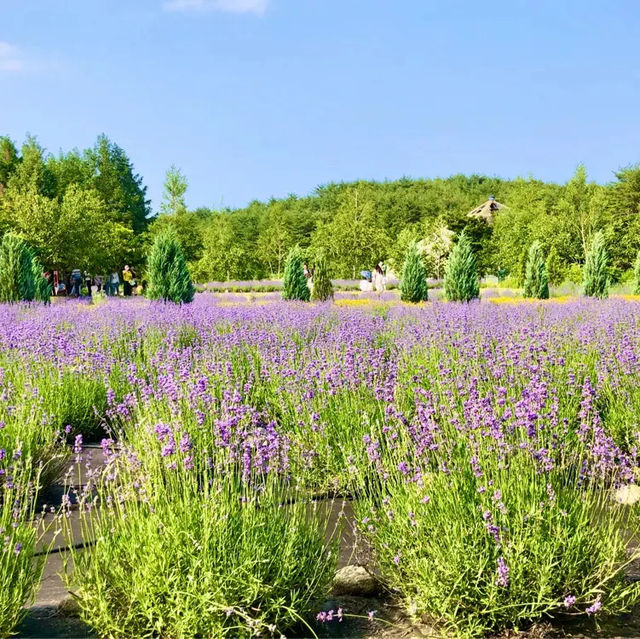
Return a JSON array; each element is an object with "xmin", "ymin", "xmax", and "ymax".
[
  {"xmin": 311, "ymin": 252, "xmax": 333, "ymax": 302},
  {"xmin": 0, "ymin": 233, "xmax": 36, "ymax": 303},
  {"xmin": 400, "ymin": 241, "xmax": 428, "ymax": 303},
  {"xmin": 444, "ymin": 231, "xmax": 479, "ymax": 302},
  {"xmin": 546, "ymin": 246, "xmax": 563, "ymax": 286},
  {"xmin": 634, "ymin": 250, "xmax": 640, "ymax": 296},
  {"xmin": 583, "ymin": 231, "xmax": 609, "ymax": 299},
  {"xmin": 523, "ymin": 241, "xmax": 549, "ymax": 299},
  {"xmin": 147, "ymin": 229, "xmax": 195, "ymax": 303},
  {"xmin": 282, "ymin": 246, "xmax": 310, "ymax": 302},
  {"xmin": 32, "ymin": 255, "xmax": 51, "ymax": 303}
]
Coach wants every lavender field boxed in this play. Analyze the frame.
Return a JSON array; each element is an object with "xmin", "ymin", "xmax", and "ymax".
[{"xmin": 4, "ymin": 294, "xmax": 640, "ymax": 638}]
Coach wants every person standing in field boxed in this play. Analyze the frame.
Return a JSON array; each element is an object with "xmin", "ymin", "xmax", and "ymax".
[
  {"xmin": 109, "ymin": 271, "xmax": 120, "ymax": 296},
  {"xmin": 122, "ymin": 265, "xmax": 133, "ymax": 296},
  {"xmin": 84, "ymin": 272, "xmax": 92, "ymax": 297},
  {"xmin": 94, "ymin": 274, "xmax": 104, "ymax": 294},
  {"xmin": 70, "ymin": 269, "xmax": 83, "ymax": 297},
  {"xmin": 373, "ymin": 262, "xmax": 386, "ymax": 294}
]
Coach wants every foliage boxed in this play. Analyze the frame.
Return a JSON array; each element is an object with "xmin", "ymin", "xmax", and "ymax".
[
  {"xmin": 311, "ymin": 252, "xmax": 333, "ymax": 301},
  {"xmin": 444, "ymin": 231, "xmax": 479, "ymax": 301},
  {"xmin": 31, "ymin": 255, "xmax": 50, "ymax": 302},
  {"xmin": 0, "ymin": 463, "xmax": 46, "ymax": 639},
  {"xmin": 159, "ymin": 165, "xmax": 188, "ymax": 216},
  {"xmin": 546, "ymin": 246, "xmax": 564, "ymax": 286},
  {"xmin": 146, "ymin": 230, "xmax": 195, "ymax": 303},
  {"xmin": 282, "ymin": 245, "xmax": 310, "ymax": 301},
  {"xmin": 0, "ymin": 233, "xmax": 35, "ymax": 302},
  {"xmin": 583, "ymin": 231, "xmax": 610, "ymax": 299},
  {"xmin": 400, "ymin": 240, "xmax": 428, "ymax": 303},
  {"xmin": 635, "ymin": 251, "xmax": 640, "ymax": 296},
  {"xmin": 523, "ymin": 240, "xmax": 549, "ymax": 299}
]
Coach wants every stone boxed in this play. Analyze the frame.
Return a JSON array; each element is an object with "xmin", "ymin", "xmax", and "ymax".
[
  {"xmin": 332, "ymin": 565, "xmax": 379, "ymax": 596},
  {"xmin": 614, "ymin": 484, "xmax": 640, "ymax": 505}
]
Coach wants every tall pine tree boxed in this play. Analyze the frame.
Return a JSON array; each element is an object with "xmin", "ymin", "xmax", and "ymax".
[
  {"xmin": 0, "ymin": 233, "xmax": 36, "ymax": 302},
  {"xmin": 444, "ymin": 231, "xmax": 479, "ymax": 302},
  {"xmin": 523, "ymin": 241, "xmax": 549, "ymax": 299},
  {"xmin": 282, "ymin": 245, "xmax": 310, "ymax": 301},
  {"xmin": 400, "ymin": 241, "xmax": 428, "ymax": 303},
  {"xmin": 583, "ymin": 231, "xmax": 609, "ymax": 299},
  {"xmin": 147, "ymin": 229, "xmax": 195, "ymax": 303}
]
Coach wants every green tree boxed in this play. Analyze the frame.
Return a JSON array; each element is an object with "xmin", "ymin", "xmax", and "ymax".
[
  {"xmin": 0, "ymin": 136, "xmax": 19, "ymax": 195},
  {"xmin": 444, "ymin": 231, "xmax": 479, "ymax": 302},
  {"xmin": 147, "ymin": 230, "xmax": 195, "ymax": 303},
  {"xmin": 523, "ymin": 241, "xmax": 549, "ymax": 299},
  {"xmin": 282, "ymin": 245, "xmax": 310, "ymax": 301},
  {"xmin": 583, "ymin": 231, "xmax": 610, "ymax": 299},
  {"xmin": 400, "ymin": 241, "xmax": 428, "ymax": 303},
  {"xmin": 311, "ymin": 187, "xmax": 388, "ymax": 279},
  {"xmin": 159, "ymin": 166, "xmax": 188, "ymax": 216},
  {"xmin": 148, "ymin": 211, "xmax": 204, "ymax": 265},
  {"xmin": 197, "ymin": 214, "xmax": 245, "ymax": 281},
  {"xmin": 311, "ymin": 252, "xmax": 333, "ymax": 302},
  {"xmin": 546, "ymin": 246, "xmax": 564, "ymax": 286},
  {"xmin": 86, "ymin": 135, "xmax": 150, "ymax": 233},
  {"xmin": 633, "ymin": 251, "xmax": 640, "ymax": 295},
  {"xmin": 6, "ymin": 136, "xmax": 55, "ymax": 197},
  {"xmin": 0, "ymin": 233, "xmax": 36, "ymax": 302}
]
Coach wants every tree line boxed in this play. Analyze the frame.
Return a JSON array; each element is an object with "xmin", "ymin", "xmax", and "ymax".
[{"xmin": 2, "ymin": 133, "xmax": 640, "ymax": 285}]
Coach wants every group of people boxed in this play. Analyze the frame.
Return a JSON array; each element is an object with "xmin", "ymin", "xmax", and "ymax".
[{"xmin": 51, "ymin": 265, "xmax": 140, "ymax": 297}]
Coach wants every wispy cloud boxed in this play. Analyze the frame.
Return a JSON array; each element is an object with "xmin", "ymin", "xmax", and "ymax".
[
  {"xmin": 0, "ymin": 41, "xmax": 25, "ymax": 72},
  {"xmin": 163, "ymin": 0, "xmax": 269, "ymax": 15}
]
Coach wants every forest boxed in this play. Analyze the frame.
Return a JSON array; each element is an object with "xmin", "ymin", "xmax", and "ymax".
[{"xmin": 2, "ymin": 133, "xmax": 640, "ymax": 285}]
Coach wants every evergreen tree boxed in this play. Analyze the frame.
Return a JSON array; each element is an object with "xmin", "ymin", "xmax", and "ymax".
[
  {"xmin": 0, "ymin": 233, "xmax": 36, "ymax": 302},
  {"xmin": 311, "ymin": 252, "xmax": 333, "ymax": 302},
  {"xmin": 633, "ymin": 250, "xmax": 640, "ymax": 295},
  {"xmin": 31, "ymin": 255, "xmax": 51, "ymax": 302},
  {"xmin": 583, "ymin": 231, "xmax": 610, "ymax": 299},
  {"xmin": 523, "ymin": 241, "xmax": 549, "ymax": 299},
  {"xmin": 147, "ymin": 230, "xmax": 195, "ymax": 304},
  {"xmin": 159, "ymin": 166, "xmax": 188, "ymax": 216},
  {"xmin": 87, "ymin": 135, "xmax": 151, "ymax": 233},
  {"xmin": 282, "ymin": 245, "xmax": 310, "ymax": 301},
  {"xmin": 444, "ymin": 231, "xmax": 479, "ymax": 302},
  {"xmin": 400, "ymin": 241, "xmax": 428, "ymax": 303},
  {"xmin": 546, "ymin": 246, "xmax": 564, "ymax": 286}
]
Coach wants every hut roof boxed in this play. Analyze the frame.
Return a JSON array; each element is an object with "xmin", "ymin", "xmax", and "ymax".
[{"xmin": 467, "ymin": 198, "xmax": 507, "ymax": 224}]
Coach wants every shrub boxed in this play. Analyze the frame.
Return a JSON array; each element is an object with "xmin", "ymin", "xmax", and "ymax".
[
  {"xmin": 583, "ymin": 231, "xmax": 610, "ymax": 299},
  {"xmin": 0, "ymin": 463, "xmax": 46, "ymax": 639},
  {"xmin": 311, "ymin": 252, "xmax": 334, "ymax": 302},
  {"xmin": 444, "ymin": 231, "xmax": 479, "ymax": 302},
  {"xmin": 564, "ymin": 263, "xmax": 583, "ymax": 285},
  {"xmin": 0, "ymin": 233, "xmax": 36, "ymax": 303},
  {"xmin": 64, "ymin": 422, "xmax": 337, "ymax": 638},
  {"xmin": 634, "ymin": 251, "xmax": 640, "ymax": 295},
  {"xmin": 523, "ymin": 241, "xmax": 549, "ymax": 299},
  {"xmin": 282, "ymin": 245, "xmax": 310, "ymax": 302},
  {"xmin": 147, "ymin": 229, "xmax": 195, "ymax": 304},
  {"xmin": 353, "ymin": 374, "xmax": 640, "ymax": 637},
  {"xmin": 400, "ymin": 241, "xmax": 428, "ymax": 303}
]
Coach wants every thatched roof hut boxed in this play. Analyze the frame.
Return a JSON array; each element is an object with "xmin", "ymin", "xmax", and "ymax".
[{"xmin": 467, "ymin": 196, "xmax": 507, "ymax": 224}]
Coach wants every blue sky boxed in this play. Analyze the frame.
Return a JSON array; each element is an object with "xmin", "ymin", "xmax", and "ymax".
[{"xmin": 1, "ymin": 0, "xmax": 639, "ymax": 212}]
